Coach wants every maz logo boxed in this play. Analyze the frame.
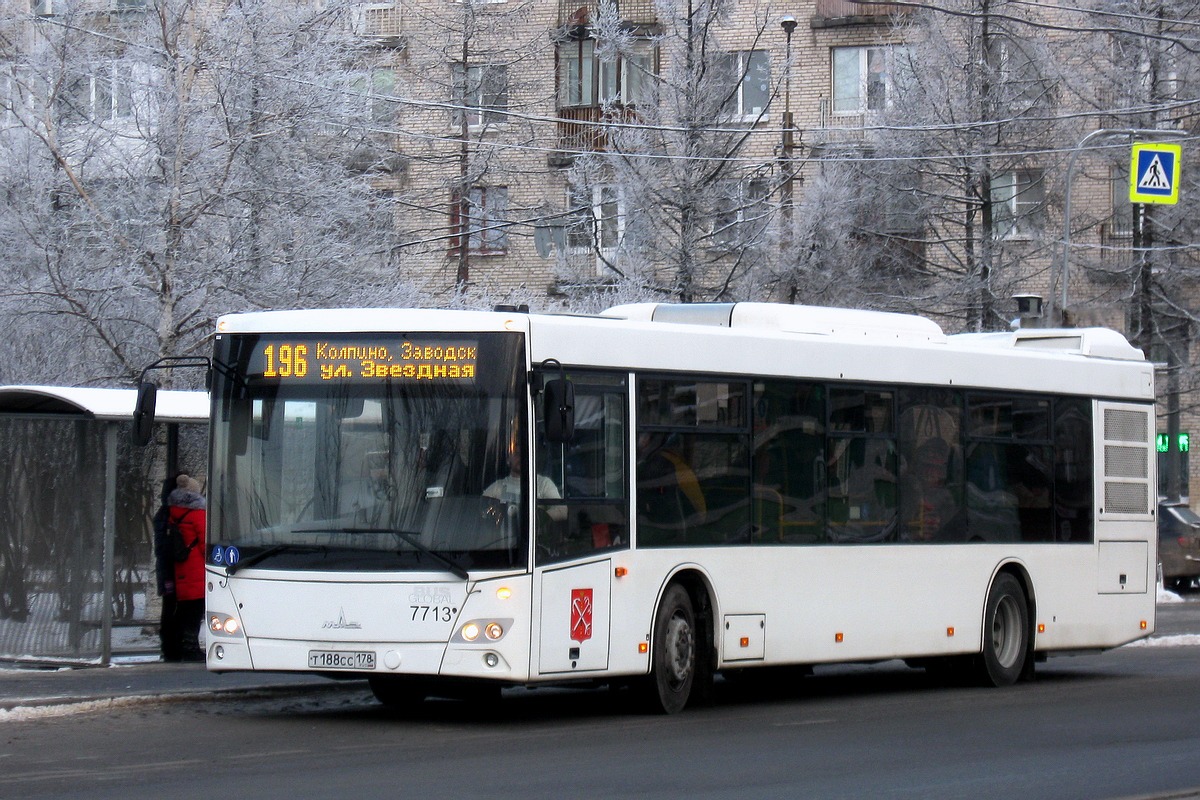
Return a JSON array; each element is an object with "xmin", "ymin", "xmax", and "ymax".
[{"xmin": 322, "ymin": 608, "xmax": 362, "ymax": 630}]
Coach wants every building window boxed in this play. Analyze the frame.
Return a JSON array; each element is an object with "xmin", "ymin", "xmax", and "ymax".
[
  {"xmin": 832, "ymin": 46, "xmax": 901, "ymax": 115},
  {"xmin": 711, "ymin": 178, "xmax": 769, "ymax": 248},
  {"xmin": 58, "ymin": 62, "xmax": 136, "ymax": 124},
  {"xmin": 878, "ymin": 164, "xmax": 924, "ymax": 235},
  {"xmin": 451, "ymin": 186, "xmax": 509, "ymax": 255},
  {"xmin": 558, "ymin": 38, "xmax": 654, "ymax": 108},
  {"xmin": 560, "ymin": 39, "xmax": 597, "ymax": 107},
  {"xmin": 718, "ymin": 50, "xmax": 769, "ymax": 119},
  {"xmin": 1110, "ymin": 34, "xmax": 1178, "ymax": 111},
  {"xmin": 324, "ymin": 68, "xmax": 397, "ymax": 133},
  {"xmin": 368, "ymin": 189, "xmax": 397, "ymax": 232},
  {"xmin": 992, "ymin": 170, "xmax": 1045, "ymax": 240},
  {"xmin": 354, "ymin": 68, "xmax": 397, "ymax": 126},
  {"xmin": 2, "ymin": 64, "xmax": 33, "ymax": 127},
  {"xmin": 452, "ymin": 63, "xmax": 508, "ymax": 128},
  {"xmin": 1110, "ymin": 167, "xmax": 1133, "ymax": 238},
  {"xmin": 986, "ymin": 36, "xmax": 1049, "ymax": 110},
  {"xmin": 566, "ymin": 184, "xmax": 623, "ymax": 257}
]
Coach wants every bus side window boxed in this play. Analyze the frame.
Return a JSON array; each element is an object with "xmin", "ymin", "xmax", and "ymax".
[
  {"xmin": 898, "ymin": 390, "xmax": 965, "ymax": 543},
  {"xmin": 827, "ymin": 387, "xmax": 897, "ymax": 543},
  {"xmin": 965, "ymin": 394, "xmax": 1053, "ymax": 543},
  {"xmin": 636, "ymin": 379, "xmax": 751, "ymax": 547},
  {"xmin": 752, "ymin": 381, "xmax": 825, "ymax": 544},
  {"xmin": 1052, "ymin": 398, "xmax": 1093, "ymax": 542}
]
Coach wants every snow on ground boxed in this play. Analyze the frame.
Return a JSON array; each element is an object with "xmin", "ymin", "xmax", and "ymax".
[{"xmin": 1158, "ymin": 584, "xmax": 1187, "ymax": 604}]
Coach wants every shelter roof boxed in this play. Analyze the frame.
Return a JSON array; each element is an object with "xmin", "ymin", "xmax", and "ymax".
[{"xmin": 0, "ymin": 386, "xmax": 208, "ymax": 423}]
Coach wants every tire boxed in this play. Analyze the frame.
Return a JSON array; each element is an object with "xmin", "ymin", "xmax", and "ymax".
[
  {"xmin": 643, "ymin": 584, "xmax": 697, "ymax": 714},
  {"xmin": 977, "ymin": 573, "xmax": 1030, "ymax": 687},
  {"xmin": 368, "ymin": 675, "xmax": 428, "ymax": 710}
]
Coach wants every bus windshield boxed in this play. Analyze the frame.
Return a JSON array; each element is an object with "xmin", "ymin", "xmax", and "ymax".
[{"xmin": 209, "ymin": 331, "xmax": 528, "ymax": 573}]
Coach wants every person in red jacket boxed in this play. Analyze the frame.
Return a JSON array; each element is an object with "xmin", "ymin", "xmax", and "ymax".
[{"xmin": 167, "ymin": 473, "xmax": 207, "ymax": 662}]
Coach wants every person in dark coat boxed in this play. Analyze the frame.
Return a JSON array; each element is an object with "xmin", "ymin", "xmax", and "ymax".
[
  {"xmin": 152, "ymin": 473, "xmax": 182, "ymax": 661},
  {"xmin": 167, "ymin": 473, "xmax": 207, "ymax": 662}
]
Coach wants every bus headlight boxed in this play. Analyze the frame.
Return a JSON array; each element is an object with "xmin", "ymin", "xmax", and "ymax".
[
  {"xmin": 453, "ymin": 619, "xmax": 512, "ymax": 644},
  {"xmin": 208, "ymin": 614, "xmax": 245, "ymax": 638}
]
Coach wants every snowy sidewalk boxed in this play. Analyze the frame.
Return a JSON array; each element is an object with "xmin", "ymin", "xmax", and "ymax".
[{"xmin": 0, "ymin": 659, "xmax": 357, "ymax": 717}]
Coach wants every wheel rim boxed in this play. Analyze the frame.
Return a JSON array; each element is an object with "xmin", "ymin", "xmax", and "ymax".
[
  {"xmin": 991, "ymin": 594, "xmax": 1023, "ymax": 669},
  {"xmin": 664, "ymin": 611, "xmax": 694, "ymax": 688}
]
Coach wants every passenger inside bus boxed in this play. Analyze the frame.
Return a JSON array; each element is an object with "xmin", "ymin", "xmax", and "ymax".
[{"xmin": 900, "ymin": 437, "xmax": 964, "ymax": 541}]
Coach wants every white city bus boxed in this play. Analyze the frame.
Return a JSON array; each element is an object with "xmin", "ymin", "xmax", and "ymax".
[{"xmin": 193, "ymin": 302, "xmax": 1157, "ymax": 713}]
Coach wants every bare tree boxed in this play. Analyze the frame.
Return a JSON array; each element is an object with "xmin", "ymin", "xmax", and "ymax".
[
  {"xmin": 551, "ymin": 0, "xmax": 785, "ymax": 304},
  {"xmin": 0, "ymin": 0, "xmax": 420, "ymax": 386},
  {"xmin": 782, "ymin": 0, "xmax": 1072, "ymax": 329}
]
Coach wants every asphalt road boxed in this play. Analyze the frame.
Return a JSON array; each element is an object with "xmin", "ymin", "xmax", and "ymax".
[{"xmin": 4, "ymin": 595, "xmax": 1200, "ymax": 800}]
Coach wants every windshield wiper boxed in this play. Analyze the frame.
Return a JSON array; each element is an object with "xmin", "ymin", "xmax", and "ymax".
[
  {"xmin": 226, "ymin": 544, "xmax": 289, "ymax": 575},
  {"xmin": 337, "ymin": 528, "xmax": 470, "ymax": 580}
]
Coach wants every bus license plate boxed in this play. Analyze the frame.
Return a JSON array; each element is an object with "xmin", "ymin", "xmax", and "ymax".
[{"xmin": 308, "ymin": 650, "xmax": 376, "ymax": 670}]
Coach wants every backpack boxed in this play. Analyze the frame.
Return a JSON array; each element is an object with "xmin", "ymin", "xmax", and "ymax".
[{"xmin": 166, "ymin": 509, "xmax": 196, "ymax": 563}]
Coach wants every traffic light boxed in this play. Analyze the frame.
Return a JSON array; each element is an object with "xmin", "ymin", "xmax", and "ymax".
[{"xmin": 1158, "ymin": 432, "xmax": 1191, "ymax": 452}]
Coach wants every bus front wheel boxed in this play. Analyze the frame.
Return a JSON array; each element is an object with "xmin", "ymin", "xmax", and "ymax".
[
  {"xmin": 644, "ymin": 584, "xmax": 696, "ymax": 714},
  {"xmin": 977, "ymin": 573, "xmax": 1030, "ymax": 687}
]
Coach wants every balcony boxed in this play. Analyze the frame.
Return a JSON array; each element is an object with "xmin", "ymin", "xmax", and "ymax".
[
  {"xmin": 807, "ymin": 98, "xmax": 872, "ymax": 146},
  {"xmin": 557, "ymin": 106, "xmax": 608, "ymax": 154},
  {"xmin": 352, "ymin": 3, "xmax": 403, "ymax": 46},
  {"xmin": 553, "ymin": 105, "xmax": 641, "ymax": 159},
  {"xmin": 558, "ymin": 0, "xmax": 657, "ymax": 28},
  {"xmin": 811, "ymin": 0, "xmax": 908, "ymax": 27}
]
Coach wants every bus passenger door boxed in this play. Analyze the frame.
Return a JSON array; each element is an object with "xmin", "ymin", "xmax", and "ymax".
[
  {"xmin": 537, "ymin": 559, "xmax": 612, "ymax": 674},
  {"xmin": 532, "ymin": 370, "xmax": 628, "ymax": 675}
]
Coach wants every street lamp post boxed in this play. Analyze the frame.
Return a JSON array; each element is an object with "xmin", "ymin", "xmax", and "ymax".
[
  {"xmin": 780, "ymin": 15, "xmax": 797, "ymax": 221},
  {"xmin": 1053, "ymin": 127, "xmax": 1186, "ymax": 324}
]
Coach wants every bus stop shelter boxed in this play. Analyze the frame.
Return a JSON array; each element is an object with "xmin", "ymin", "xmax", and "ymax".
[{"xmin": 0, "ymin": 386, "xmax": 208, "ymax": 665}]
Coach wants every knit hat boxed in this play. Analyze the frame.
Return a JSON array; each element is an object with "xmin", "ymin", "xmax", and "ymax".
[{"xmin": 176, "ymin": 473, "xmax": 202, "ymax": 494}]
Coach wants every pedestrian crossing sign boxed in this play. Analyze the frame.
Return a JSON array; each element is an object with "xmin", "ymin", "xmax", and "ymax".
[{"xmin": 1130, "ymin": 142, "xmax": 1181, "ymax": 204}]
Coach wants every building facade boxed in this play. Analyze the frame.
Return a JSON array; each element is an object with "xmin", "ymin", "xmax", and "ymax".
[{"xmin": 3, "ymin": 0, "xmax": 1197, "ymax": 501}]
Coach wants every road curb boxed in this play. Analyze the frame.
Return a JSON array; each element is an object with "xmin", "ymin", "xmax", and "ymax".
[{"xmin": 0, "ymin": 679, "xmax": 368, "ymax": 718}]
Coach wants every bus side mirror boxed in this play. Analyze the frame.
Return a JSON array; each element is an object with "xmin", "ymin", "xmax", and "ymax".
[
  {"xmin": 131, "ymin": 381, "xmax": 158, "ymax": 446},
  {"xmin": 543, "ymin": 378, "xmax": 575, "ymax": 443}
]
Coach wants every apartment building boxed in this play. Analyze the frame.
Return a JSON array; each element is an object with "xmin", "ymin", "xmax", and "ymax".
[{"xmin": 3, "ymin": 0, "xmax": 1197, "ymax": 499}]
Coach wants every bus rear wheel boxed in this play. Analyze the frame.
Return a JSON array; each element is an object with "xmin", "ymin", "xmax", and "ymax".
[
  {"xmin": 643, "ymin": 584, "xmax": 696, "ymax": 714},
  {"xmin": 977, "ymin": 573, "xmax": 1030, "ymax": 687}
]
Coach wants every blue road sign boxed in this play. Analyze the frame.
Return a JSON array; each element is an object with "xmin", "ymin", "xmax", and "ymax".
[{"xmin": 1130, "ymin": 142, "xmax": 1181, "ymax": 204}]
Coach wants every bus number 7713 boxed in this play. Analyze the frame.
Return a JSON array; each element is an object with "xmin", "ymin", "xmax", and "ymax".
[{"xmin": 133, "ymin": 302, "xmax": 1158, "ymax": 714}]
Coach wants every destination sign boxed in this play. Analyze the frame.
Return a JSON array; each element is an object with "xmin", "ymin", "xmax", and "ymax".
[{"xmin": 248, "ymin": 337, "xmax": 479, "ymax": 383}]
